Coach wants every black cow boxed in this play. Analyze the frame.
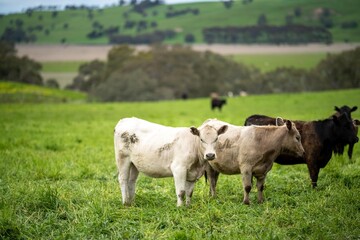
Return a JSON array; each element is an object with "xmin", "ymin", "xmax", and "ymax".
[
  {"xmin": 333, "ymin": 105, "xmax": 358, "ymax": 159},
  {"xmin": 244, "ymin": 113, "xmax": 359, "ymax": 188},
  {"xmin": 211, "ymin": 98, "xmax": 227, "ymax": 111}
]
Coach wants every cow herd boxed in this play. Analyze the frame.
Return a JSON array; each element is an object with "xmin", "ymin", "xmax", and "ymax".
[{"xmin": 114, "ymin": 105, "xmax": 359, "ymax": 207}]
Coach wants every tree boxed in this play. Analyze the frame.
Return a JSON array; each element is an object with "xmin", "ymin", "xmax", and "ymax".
[
  {"xmin": 0, "ymin": 41, "xmax": 43, "ymax": 85},
  {"xmin": 66, "ymin": 60, "xmax": 105, "ymax": 91},
  {"xmin": 257, "ymin": 14, "xmax": 267, "ymax": 26},
  {"xmin": 312, "ymin": 47, "xmax": 360, "ymax": 89},
  {"xmin": 184, "ymin": 33, "xmax": 195, "ymax": 43}
]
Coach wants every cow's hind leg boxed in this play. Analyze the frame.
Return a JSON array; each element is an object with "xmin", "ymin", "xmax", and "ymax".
[
  {"xmin": 116, "ymin": 152, "xmax": 132, "ymax": 206},
  {"xmin": 255, "ymin": 175, "xmax": 266, "ymax": 204},
  {"xmin": 128, "ymin": 163, "xmax": 139, "ymax": 203}
]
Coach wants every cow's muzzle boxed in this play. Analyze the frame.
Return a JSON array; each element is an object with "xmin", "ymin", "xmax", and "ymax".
[{"xmin": 205, "ymin": 153, "xmax": 216, "ymax": 161}]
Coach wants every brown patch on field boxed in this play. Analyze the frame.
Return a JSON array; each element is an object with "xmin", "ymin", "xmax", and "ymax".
[{"xmin": 16, "ymin": 43, "xmax": 360, "ymax": 62}]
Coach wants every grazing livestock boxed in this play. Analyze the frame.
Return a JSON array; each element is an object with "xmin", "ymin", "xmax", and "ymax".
[
  {"xmin": 204, "ymin": 118, "xmax": 304, "ymax": 204},
  {"xmin": 333, "ymin": 105, "xmax": 358, "ymax": 159},
  {"xmin": 244, "ymin": 113, "xmax": 359, "ymax": 188},
  {"xmin": 114, "ymin": 117, "xmax": 228, "ymax": 207},
  {"xmin": 211, "ymin": 98, "xmax": 227, "ymax": 111}
]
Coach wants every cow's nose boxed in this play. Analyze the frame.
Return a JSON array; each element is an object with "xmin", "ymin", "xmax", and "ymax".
[{"xmin": 206, "ymin": 153, "xmax": 215, "ymax": 160}]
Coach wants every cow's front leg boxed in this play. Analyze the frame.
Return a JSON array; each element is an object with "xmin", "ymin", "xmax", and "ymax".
[
  {"xmin": 185, "ymin": 180, "xmax": 195, "ymax": 206},
  {"xmin": 171, "ymin": 165, "xmax": 187, "ymax": 207},
  {"xmin": 307, "ymin": 163, "xmax": 320, "ymax": 188},
  {"xmin": 206, "ymin": 163, "xmax": 220, "ymax": 197},
  {"xmin": 241, "ymin": 167, "xmax": 252, "ymax": 205},
  {"xmin": 255, "ymin": 175, "xmax": 266, "ymax": 204}
]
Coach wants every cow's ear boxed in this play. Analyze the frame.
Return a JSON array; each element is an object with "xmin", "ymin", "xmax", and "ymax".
[
  {"xmin": 351, "ymin": 106, "xmax": 358, "ymax": 112},
  {"xmin": 218, "ymin": 125, "xmax": 228, "ymax": 135},
  {"xmin": 286, "ymin": 120, "xmax": 292, "ymax": 130},
  {"xmin": 335, "ymin": 106, "xmax": 340, "ymax": 112},
  {"xmin": 276, "ymin": 117, "xmax": 284, "ymax": 126},
  {"xmin": 190, "ymin": 127, "xmax": 200, "ymax": 136}
]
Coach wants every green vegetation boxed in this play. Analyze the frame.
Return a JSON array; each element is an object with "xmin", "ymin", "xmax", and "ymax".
[
  {"xmin": 230, "ymin": 53, "xmax": 326, "ymax": 72},
  {"xmin": 41, "ymin": 61, "xmax": 85, "ymax": 73},
  {"xmin": 0, "ymin": 81, "xmax": 87, "ymax": 103},
  {"xmin": 1, "ymin": 0, "xmax": 360, "ymax": 44},
  {"xmin": 1, "ymin": 89, "xmax": 360, "ymax": 239},
  {"xmin": 67, "ymin": 45, "xmax": 360, "ymax": 101}
]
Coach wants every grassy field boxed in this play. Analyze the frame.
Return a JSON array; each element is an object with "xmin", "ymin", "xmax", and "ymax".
[
  {"xmin": 41, "ymin": 61, "xmax": 86, "ymax": 73},
  {"xmin": 1, "ymin": 88, "xmax": 360, "ymax": 239},
  {"xmin": 230, "ymin": 53, "xmax": 326, "ymax": 72},
  {"xmin": 0, "ymin": 81, "xmax": 87, "ymax": 103},
  {"xmin": 1, "ymin": 0, "xmax": 360, "ymax": 44}
]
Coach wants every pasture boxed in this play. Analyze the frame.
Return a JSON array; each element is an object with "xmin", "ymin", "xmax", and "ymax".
[{"xmin": 1, "ymin": 89, "xmax": 360, "ymax": 239}]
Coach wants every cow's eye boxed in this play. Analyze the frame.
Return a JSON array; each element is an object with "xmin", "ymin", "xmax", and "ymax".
[
  {"xmin": 212, "ymin": 137, "xmax": 218, "ymax": 143},
  {"xmin": 296, "ymin": 136, "xmax": 300, "ymax": 142},
  {"xmin": 200, "ymin": 139, "xmax": 206, "ymax": 143}
]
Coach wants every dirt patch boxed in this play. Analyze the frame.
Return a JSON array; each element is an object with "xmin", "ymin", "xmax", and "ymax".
[{"xmin": 16, "ymin": 43, "xmax": 360, "ymax": 62}]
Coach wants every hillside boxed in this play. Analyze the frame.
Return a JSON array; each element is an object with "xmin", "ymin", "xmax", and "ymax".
[
  {"xmin": 1, "ymin": 0, "xmax": 360, "ymax": 44},
  {"xmin": 0, "ymin": 81, "xmax": 87, "ymax": 103}
]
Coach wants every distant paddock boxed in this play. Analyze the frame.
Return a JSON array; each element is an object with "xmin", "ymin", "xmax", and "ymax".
[{"xmin": 16, "ymin": 43, "xmax": 360, "ymax": 62}]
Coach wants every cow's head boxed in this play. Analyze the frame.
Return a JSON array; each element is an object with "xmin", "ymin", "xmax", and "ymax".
[
  {"xmin": 279, "ymin": 120, "xmax": 305, "ymax": 158},
  {"xmin": 190, "ymin": 125, "xmax": 228, "ymax": 161},
  {"xmin": 334, "ymin": 105, "xmax": 357, "ymax": 119},
  {"xmin": 333, "ymin": 113, "xmax": 359, "ymax": 144}
]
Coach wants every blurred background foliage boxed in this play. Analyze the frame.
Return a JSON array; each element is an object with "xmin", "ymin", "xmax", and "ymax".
[{"xmin": 1, "ymin": 41, "xmax": 359, "ymax": 102}]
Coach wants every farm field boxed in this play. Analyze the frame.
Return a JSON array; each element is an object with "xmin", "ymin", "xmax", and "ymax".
[
  {"xmin": 229, "ymin": 53, "xmax": 326, "ymax": 72},
  {"xmin": 2, "ymin": 0, "xmax": 360, "ymax": 44},
  {"xmin": 1, "ymin": 89, "xmax": 360, "ymax": 239}
]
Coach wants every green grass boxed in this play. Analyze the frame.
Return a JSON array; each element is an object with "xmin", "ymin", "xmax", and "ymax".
[
  {"xmin": 0, "ymin": 81, "xmax": 87, "ymax": 103},
  {"xmin": 230, "ymin": 53, "xmax": 326, "ymax": 72},
  {"xmin": 41, "ymin": 61, "xmax": 85, "ymax": 73},
  {"xmin": 1, "ymin": 0, "xmax": 360, "ymax": 44},
  {"xmin": 1, "ymin": 89, "xmax": 360, "ymax": 239}
]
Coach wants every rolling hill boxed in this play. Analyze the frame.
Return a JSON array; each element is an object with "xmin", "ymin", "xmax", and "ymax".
[{"xmin": 1, "ymin": 0, "xmax": 360, "ymax": 44}]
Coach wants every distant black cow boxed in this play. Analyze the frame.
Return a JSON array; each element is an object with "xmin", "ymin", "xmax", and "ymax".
[
  {"xmin": 244, "ymin": 113, "xmax": 359, "ymax": 188},
  {"xmin": 211, "ymin": 98, "xmax": 227, "ymax": 111},
  {"xmin": 332, "ymin": 105, "xmax": 358, "ymax": 159}
]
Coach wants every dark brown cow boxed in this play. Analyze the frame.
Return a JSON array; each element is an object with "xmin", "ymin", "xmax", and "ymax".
[
  {"xmin": 211, "ymin": 98, "xmax": 227, "ymax": 111},
  {"xmin": 333, "ymin": 105, "xmax": 358, "ymax": 159},
  {"xmin": 244, "ymin": 113, "xmax": 359, "ymax": 188}
]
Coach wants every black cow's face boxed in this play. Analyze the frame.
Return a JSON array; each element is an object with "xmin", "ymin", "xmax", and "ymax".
[
  {"xmin": 333, "ymin": 113, "xmax": 359, "ymax": 144},
  {"xmin": 334, "ymin": 105, "xmax": 358, "ymax": 119}
]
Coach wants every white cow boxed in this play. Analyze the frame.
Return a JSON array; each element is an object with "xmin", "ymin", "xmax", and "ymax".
[
  {"xmin": 114, "ymin": 117, "xmax": 228, "ymax": 207},
  {"xmin": 204, "ymin": 118, "xmax": 305, "ymax": 204}
]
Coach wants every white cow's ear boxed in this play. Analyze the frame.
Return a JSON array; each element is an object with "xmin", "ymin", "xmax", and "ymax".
[
  {"xmin": 276, "ymin": 117, "xmax": 284, "ymax": 126},
  {"xmin": 218, "ymin": 125, "xmax": 228, "ymax": 135},
  {"xmin": 286, "ymin": 120, "xmax": 292, "ymax": 130},
  {"xmin": 190, "ymin": 127, "xmax": 200, "ymax": 136}
]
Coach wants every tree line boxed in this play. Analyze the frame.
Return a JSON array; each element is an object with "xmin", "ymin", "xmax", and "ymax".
[
  {"xmin": 203, "ymin": 25, "xmax": 332, "ymax": 44},
  {"xmin": 65, "ymin": 44, "xmax": 360, "ymax": 101}
]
